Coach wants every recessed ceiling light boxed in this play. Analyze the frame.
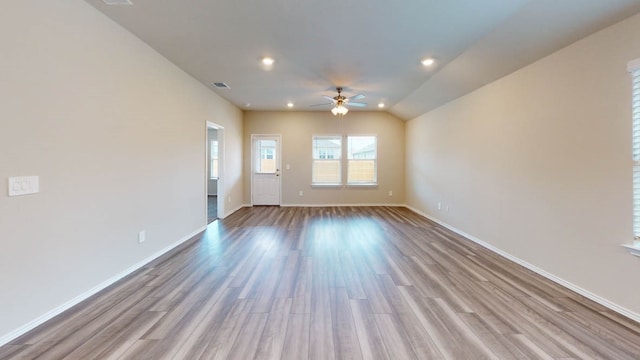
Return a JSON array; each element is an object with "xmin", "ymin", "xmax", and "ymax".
[
  {"xmin": 421, "ymin": 58, "xmax": 435, "ymax": 67},
  {"xmin": 378, "ymin": 103, "xmax": 385, "ymax": 109},
  {"xmin": 245, "ymin": 103, "xmax": 252, "ymax": 108},
  {"xmin": 262, "ymin": 57, "xmax": 275, "ymax": 66},
  {"xmin": 287, "ymin": 102, "xmax": 294, "ymax": 108}
]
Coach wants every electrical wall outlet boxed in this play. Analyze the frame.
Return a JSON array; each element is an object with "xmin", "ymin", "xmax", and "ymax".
[
  {"xmin": 138, "ymin": 230, "xmax": 146, "ymax": 244},
  {"xmin": 388, "ymin": 190, "xmax": 393, "ymax": 196},
  {"xmin": 299, "ymin": 190, "xmax": 303, "ymax": 196},
  {"xmin": 8, "ymin": 176, "xmax": 39, "ymax": 196}
]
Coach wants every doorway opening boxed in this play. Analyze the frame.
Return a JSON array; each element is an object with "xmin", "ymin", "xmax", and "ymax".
[{"xmin": 207, "ymin": 122, "xmax": 224, "ymax": 222}]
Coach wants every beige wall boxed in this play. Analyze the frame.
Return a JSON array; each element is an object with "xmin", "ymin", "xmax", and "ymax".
[
  {"xmin": 244, "ymin": 111, "xmax": 405, "ymax": 205},
  {"xmin": 0, "ymin": 0, "xmax": 243, "ymax": 341},
  {"xmin": 406, "ymin": 13, "xmax": 640, "ymax": 316}
]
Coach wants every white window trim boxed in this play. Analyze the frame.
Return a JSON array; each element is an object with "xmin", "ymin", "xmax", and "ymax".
[
  {"xmin": 347, "ymin": 134, "xmax": 378, "ymax": 186},
  {"xmin": 311, "ymin": 184, "xmax": 343, "ymax": 189},
  {"xmin": 622, "ymin": 243, "xmax": 640, "ymax": 256},
  {"xmin": 311, "ymin": 134, "xmax": 343, "ymax": 186},
  {"xmin": 209, "ymin": 139, "xmax": 219, "ymax": 180},
  {"xmin": 622, "ymin": 59, "xmax": 640, "ymax": 256},
  {"xmin": 346, "ymin": 184, "xmax": 378, "ymax": 189}
]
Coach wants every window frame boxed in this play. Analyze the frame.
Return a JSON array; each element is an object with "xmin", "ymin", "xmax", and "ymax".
[
  {"xmin": 209, "ymin": 139, "xmax": 219, "ymax": 180},
  {"xmin": 311, "ymin": 135, "xmax": 343, "ymax": 186},
  {"xmin": 255, "ymin": 139, "xmax": 277, "ymax": 174},
  {"xmin": 346, "ymin": 135, "xmax": 378, "ymax": 187},
  {"xmin": 624, "ymin": 58, "xmax": 640, "ymax": 255}
]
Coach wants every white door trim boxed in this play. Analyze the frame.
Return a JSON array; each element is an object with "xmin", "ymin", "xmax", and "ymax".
[
  {"xmin": 251, "ymin": 134, "xmax": 282, "ymax": 206},
  {"xmin": 207, "ymin": 121, "xmax": 225, "ymax": 219}
]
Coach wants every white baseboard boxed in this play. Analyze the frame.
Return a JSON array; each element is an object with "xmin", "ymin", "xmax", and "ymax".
[
  {"xmin": 219, "ymin": 204, "xmax": 249, "ymax": 219},
  {"xmin": 279, "ymin": 203, "xmax": 406, "ymax": 207},
  {"xmin": 405, "ymin": 205, "xmax": 640, "ymax": 324},
  {"xmin": 0, "ymin": 226, "xmax": 207, "ymax": 347}
]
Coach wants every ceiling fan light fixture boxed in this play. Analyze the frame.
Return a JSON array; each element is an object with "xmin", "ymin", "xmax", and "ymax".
[
  {"xmin": 261, "ymin": 57, "xmax": 275, "ymax": 66},
  {"xmin": 331, "ymin": 104, "xmax": 348, "ymax": 116}
]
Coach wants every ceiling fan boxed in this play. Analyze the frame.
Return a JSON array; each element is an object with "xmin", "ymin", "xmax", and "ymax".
[{"xmin": 311, "ymin": 87, "xmax": 367, "ymax": 115}]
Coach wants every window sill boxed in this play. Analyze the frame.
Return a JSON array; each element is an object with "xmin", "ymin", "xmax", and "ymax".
[
  {"xmin": 311, "ymin": 184, "xmax": 343, "ymax": 189},
  {"xmin": 346, "ymin": 184, "xmax": 378, "ymax": 188},
  {"xmin": 621, "ymin": 243, "xmax": 640, "ymax": 257}
]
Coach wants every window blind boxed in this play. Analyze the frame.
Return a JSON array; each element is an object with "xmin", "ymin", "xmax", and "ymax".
[{"xmin": 631, "ymin": 62, "xmax": 640, "ymax": 239}]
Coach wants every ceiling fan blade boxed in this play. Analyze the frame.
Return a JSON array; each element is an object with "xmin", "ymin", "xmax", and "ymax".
[
  {"xmin": 322, "ymin": 95, "xmax": 336, "ymax": 102},
  {"xmin": 348, "ymin": 94, "xmax": 365, "ymax": 101},
  {"xmin": 346, "ymin": 101, "xmax": 367, "ymax": 107},
  {"xmin": 310, "ymin": 102, "xmax": 334, "ymax": 107}
]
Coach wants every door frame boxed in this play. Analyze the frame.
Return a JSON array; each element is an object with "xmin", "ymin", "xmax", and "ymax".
[
  {"xmin": 207, "ymin": 121, "xmax": 225, "ymax": 219},
  {"xmin": 250, "ymin": 134, "xmax": 282, "ymax": 206}
]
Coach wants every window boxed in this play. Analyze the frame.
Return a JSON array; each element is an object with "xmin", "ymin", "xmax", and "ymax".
[
  {"xmin": 256, "ymin": 139, "xmax": 277, "ymax": 173},
  {"xmin": 209, "ymin": 140, "xmax": 219, "ymax": 179},
  {"xmin": 630, "ymin": 59, "xmax": 640, "ymax": 243},
  {"xmin": 347, "ymin": 136, "xmax": 377, "ymax": 185},
  {"xmin": 312, "ymin": 135, "xmax": 341, "ymax": 184}
]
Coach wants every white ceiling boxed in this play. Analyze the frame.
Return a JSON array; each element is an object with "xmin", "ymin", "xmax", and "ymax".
[{"xmin": 85, "ymin": 0, "xmax": 640, "ymax": 120}]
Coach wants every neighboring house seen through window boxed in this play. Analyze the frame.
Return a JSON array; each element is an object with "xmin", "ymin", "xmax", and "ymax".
[
  {"xmin": 312, "ymin": 136, "xmax": 342, "ymax": 185},
  {"xmin": 311, "ymin": 135, "xmax": 377, "ymax": 186},
  {"xmin": 347, "ymin": 136, "xmax": 377, "ymax": 185}
]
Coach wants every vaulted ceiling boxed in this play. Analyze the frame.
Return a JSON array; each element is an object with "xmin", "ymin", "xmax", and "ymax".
[{"xmin": 86, "ymin": 0, "xmax": 640, "ymax": 120}]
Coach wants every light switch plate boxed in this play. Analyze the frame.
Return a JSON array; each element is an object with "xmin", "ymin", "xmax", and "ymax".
[{"xmin": 8, "ymin": 176, "xmax": 39, "ymax": 196}]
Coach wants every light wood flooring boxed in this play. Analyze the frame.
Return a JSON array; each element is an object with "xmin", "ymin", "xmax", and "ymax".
[
  {"xmin": 207, "ymin": 196, "xmax": 217, "ymax": 224},
  {"xmin": 2, "ymin": 206, "xmax": 640, "ymax": 359}
]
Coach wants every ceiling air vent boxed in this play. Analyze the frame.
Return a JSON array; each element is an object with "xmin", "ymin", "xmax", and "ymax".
[
  {"xmin": 212, "ymin": 82, "xmax": 231, "ymax": 89},
  {"xmin": 102, "ymin": 0, "xmax": 133, "ymax": 5}
]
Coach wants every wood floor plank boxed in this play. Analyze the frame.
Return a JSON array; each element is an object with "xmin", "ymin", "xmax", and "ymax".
[
  {"xmin": 254, "ymin": 298, "xmax": 293, "ymax": 359},
  {"xmin": 16, "ymin": 282, "xmax": 159, "ymax": 360},
  {"xmin": 349, "ymin": 299, "xmax": 391, "ymax": 360},
  {"xmin": 225, "ymin": 312, "xmax": 269, "ymax": 359},
  {"xmin": 282, "ymin": 313, "xmax": 310, "ymax": 360},
  {"xmin": 507, "ymin": 333, "xmax": 555, "ymax": 360},
  {"xmin": 309, "ymin": 271, "xmax": 335, "ymax": 360},
  {"xmin": 373, "ymin": 313, "xmax": 418, "ymax": 360},
  {"xmin": 291, "ymin": 256, "xmax": 313, "ymax": 314},
  {"xmin": 339, "ymin": 251, "xmax": 367, "ymax": 300},
  {"xmin": 2, "ymin": 206, "xmax": 640, "ymax": 360},
  {"xmin": 377, "ymin": 275, "xmax": 445, "ymax": 359},
  {"xmin": 162, "ymin": 287, "xmax": 240, "ymax": 360},
  {"xmin": 61, "ymin": 297, "xmax": 163, "ymax": 360},
  {"xmin": 196, "ymin": 298, "xmax": 255, "ymax": 359},
  {"xmin": 274, "ymin": 250, "xmax": 302, "ymax": 298},
  {"xmin": 0, "ymin": 344, "xmax": 29, "ymax": 359},
  {"xmin": 100, "ymin": 311, "xmax": 167, "ymax": 360},
  {"xmin": 330, "ymin": 287, "xmax": 363, "ymax": 360},
  {"xmin": 398, "ymin": 285, "xmax": 498, "ymax": 359}
]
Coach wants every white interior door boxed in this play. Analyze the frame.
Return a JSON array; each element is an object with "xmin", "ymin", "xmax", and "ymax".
[{"xmin": 252, "ymin": 135, "xmax": 281, "ymax": 205}]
